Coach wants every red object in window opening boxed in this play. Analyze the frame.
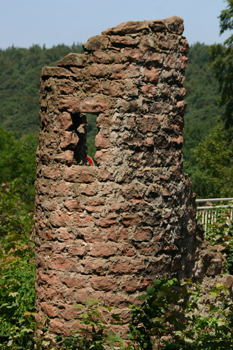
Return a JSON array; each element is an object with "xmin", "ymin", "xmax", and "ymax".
[{"xmin": 86, "ymin": 155, "xmax": 94, "ymax": 166}]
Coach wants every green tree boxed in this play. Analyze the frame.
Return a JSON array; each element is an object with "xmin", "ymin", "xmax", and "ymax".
[
  {"xmin": 209, "ymin": 0, "xmax": 233, "ymax": 130},
  {"xmin": 188, "ymin": 124, "xmax": 233, "ymax": 198},
  {"xmin": 0, "ymin": 128, "xmax": 37, "ymax": 210}
]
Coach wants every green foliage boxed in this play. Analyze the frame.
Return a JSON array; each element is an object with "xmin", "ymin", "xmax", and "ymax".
[
  {"xmin": 183, "ymin": 42, "xmax": 223, "ymax": 167},
  {"xmin": 0, "ymin": 127, "xmax": 37, "ymax": 211},
  {"xmin": 128, "ymin": 278, "xmax": 233, "ymax": 350},
  {"xmin": 0, "ymin": 182, "xmax": 36, "ymax": 350},
  {"xmin": 86, "ymin": 114, "xmax": 98, "ymax": 162},
  {"xmin": 186, "ymin": 124, "xmax": 233, "ymax": 198},
  {"xmin": 201, "ymin": 201, "xmax": 233, "ymax": 274},
  {"xmin": 56, "ymin": 298, "xmax": 125, "ymax": 350},
  {"xmin": 209, "ymin": 0, "xmax": 233, "ymax": 130}
]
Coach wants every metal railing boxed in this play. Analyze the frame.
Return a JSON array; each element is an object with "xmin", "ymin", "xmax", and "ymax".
[{"xmin": 196, "ymin": 198, "xmax": 233, "ymax": 231}]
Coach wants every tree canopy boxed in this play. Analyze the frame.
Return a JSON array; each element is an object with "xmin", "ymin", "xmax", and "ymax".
[{"xmin": 209, "ymin": 0, "xmax": 233, "ymax": 130}]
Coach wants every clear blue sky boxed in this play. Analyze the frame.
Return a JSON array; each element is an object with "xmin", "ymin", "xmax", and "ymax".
[{"xmin": 0, "ymin": 0, "xmax": 231, "ymax": 50}]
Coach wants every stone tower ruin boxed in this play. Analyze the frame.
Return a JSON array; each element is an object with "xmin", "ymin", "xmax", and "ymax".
[{"xmin": 34, "ymin": 16, "xmax": 203, "ymax": 336}]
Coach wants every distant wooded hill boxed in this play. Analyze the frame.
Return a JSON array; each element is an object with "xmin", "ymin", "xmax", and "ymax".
[
  {"xmin": 0, "ymin": 43, "xmax": 83, "ymax": 136},
  {"xmin": 0, "ymin": 42, "xmax": 222, "ymax": 168}
]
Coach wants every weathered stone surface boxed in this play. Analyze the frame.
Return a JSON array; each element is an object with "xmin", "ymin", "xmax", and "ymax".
[
  {"xmin": 83, "ymin": 35, "xmax": 109, "ymax": 51},
  {"xmin": 149, "ymin": 16, "xmax": 184, "ymax": 35},
  {"xmin": 57, "ymin": 53, "xmax": 87, "ymax": 67},
  {"xmin": 102, "ymin": 20, "xmax": 149, "ymax": 36},
  {"xmin": 35, "ymin": 16, "xmax": 205, "ymax": 341}
]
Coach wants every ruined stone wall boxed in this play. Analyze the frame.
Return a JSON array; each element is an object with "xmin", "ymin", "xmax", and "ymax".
[{"xmin": 35, "ymin": 16, "xmax": 203, "ymax": 336}]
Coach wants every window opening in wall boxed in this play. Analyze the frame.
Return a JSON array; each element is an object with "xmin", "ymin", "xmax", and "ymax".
[{"xmin": 86, "ymin": 113, "xmax": 98, "ymax": 165}]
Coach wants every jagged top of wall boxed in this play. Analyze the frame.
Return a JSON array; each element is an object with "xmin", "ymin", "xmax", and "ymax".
[
  {"xmin": 101, "ymin": 16, "xmax": 184, "ymax": 36},
  {"xmin": 56, "ymin": 16, "xmax": 186, "ymax": 68}
]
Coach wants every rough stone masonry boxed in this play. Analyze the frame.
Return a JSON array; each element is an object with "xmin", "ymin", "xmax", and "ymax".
[{"xmin": 34, "ymin": 16, "xmax": 205, "ymax": 336}]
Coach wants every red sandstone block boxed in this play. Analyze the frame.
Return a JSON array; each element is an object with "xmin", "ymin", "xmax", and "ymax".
[
  {"xmin": 76, "ymin": 214, "xmax": 94, "ymax": 227},
  {"xmin": 50, "ymin": 212, "xmax": 74, "ymax": 228},
  {"xmin": 177, "ymin": 100, "xmax": 187, "ymax": 113},
  {"xmin": 179, "ymin": 73, "xmax": 186, "ymax": 84},
  {"xmin": 109, "ymin": 259, "xmax": 144, "ymax": 275},
  {"xmin": 56, "ymin": 182, "xmax": 70, "ymax": 196},
  {"xmin": 62, "ymin": 275, "xmax": 87, "ymax": 288},
  {"xmin": 143, "ymin": 67, "xmax": 159, "ymax": 83},
  {"xmin": 95, "ymin": 133, "xmax": 110, "ymax": 149},
  {"xmin": 43, "ymin": 229, "xmax": 55, "ymax": 241},
  {"xmin": 91, "ymin": 276, "xmax": 118, "ymax": 291},
  {"xmin": 98, "ymin": 214, "xmax": 118, "ymax": 228},
  {"xmin": 180, "ymin": 38, "xmax": 189, "ymax": 53},
  {"xmin": 79, "ymin": 184, "xmax": 98, "ymax": 196},
  {"xmin": 40, "ymin": 200, "xmax": 57, "ymax": 211},
  {"xmin": 66, "ymin": 288, "xmax": 90, "ymax": 304},
  {"xmin": 110, "ymin": 35, "xmax": 140, "ymax": 46},
  {"xmin": 49, "ymin": 257, "xmax": 76, "ymax": 272},
  {"xmin": 46, "ymin": 287, "xmax": 64, "ymax": 301},
  {"xmin": 54, "ymin": 150, "xmax": 74, "ymax": 165},
  {"xmin": 68, "ymin": 246, "xmax": 86, "ymax": 257},
  {"xmin": 124, "ymin": 80, "xmax": 139, "ymax": 97},
  {"xmin": 35, "ymin": 257, "xmax": 47, "ymax": 269},
  {"xmin": 141, "ymin": 84, "xmax": 157, "ymax": 98},
  {"xmin": 35, "ymin": 286, "xmax": 45, "ymax": 300},
  {"xmin": 57, "ymin": 83, "xmax": 76, "ymax": 95},
  {"xmin": 100, "ymin": 80, "xmax": 125, "ymax": 97},
  {"xmin": 100, "ymin": 184, "xmax": 114, "ymax": 195},
  {"xmin": 64, "ymin": 165, "xmax": 96, "ymax": 183},
  {"xmin": 96, "ymin": 114, "xmax": 110, "ymax": 128},
  {"xmin": 126, "ymin": 64, "xmax": 141, "ymax": 78},
  {"xmin": 49, "ymin": 319, "xmax": 67, "ymax": 335},
  {"xmin": 60, "ymin": 131, "xmax": 79, "ymax": 150},
  {"xmin": 85, "ymin": 205, "xmax": 104, "ymax": 213},
  {"xmin": 41, "ymin": 66, "xmax": 71, "ymax": 78},
  {"xmin": 110, "ymin": 64, "xmax": 127, "ymax": 79},
  {"xmin": 121, "ymin": 245, "xmax": 135, "ymax": 256},
  {"xmin": 83, "ymin": 35, "xmax": 109, "ymax": 51},
  {"xmin": 102, "ymin": 20, "xmax": 149, "ymax": 36},
  {"xmin": 122, "ymin": 214, "xmax": 139, "ymax": 227},
  {"xmin": 59, "ymin": 96, "xmax": 109, "ymax": 114},
  {"xmin": 110, "ymin": 202, "xmax": 130, "ymax": 212},
  {"xmin": 140, "ymin": 244, "xmax": 160, "ymax": 255},
  {"xmin": 81, "ymin": 260, "xmax": 108, "ymax": 275},
  {"xmin": 132, "ymin": 228, "xmax": 152, "ymax": 242},
  {"xmin": 41, "ymin": 302, "xmax": 55, "ymax": 317},
  {"xmin": 64, "ymin": 200, "xmax": 82, "ymax": 212},
  {"xmin": 57, "ymin": 53, "xmax": 87, "ymax": 67},
  {"xmin": 90, "ymin": 64, "xmax": 109, "ymax": 77},
  {"xmin": 37, "ymin": 271, "xmax": 60, "ymax": 286},
  {"xmin": 91, "ymin": 50, "xmax": 122, "ymax": 64},
  {"xmin": 59, "ymin": 305, "xmax": 83, "ymax": 321},
  {"xmin": 107, "ymin": 227, "xmax": 120, "ymax": 242},
  {"xmin": 104, "ymin": 293, "xmax": 131, "ymax": 308},
  {"xmin": 82, "ymin": 228, "xmax": 104, "ymax": 243},
  {"xmin": 145, "ymin": 137, "xmax": 154, "ymax": 147},
  {"xmin": 121, "ymin": 279, "xmax": 138, "ymax": 293},
  {"xmin": 56, "ymin": 228, "xmax": 74, "ymax": 242},
  {"xmin": 90, "ymin": 243, "xmax": 116, "ymax": 257},
  {"xmin": 97, "ymin": 168, "xmax": 113, "ymax": 182},
  {"xmin": 53, "ymin": 112, "xmax": 73, "ymax": 131},
  {"xmin": 122, "ymin": 47, "xmax": 144, "ymax": 62},
  {"xmin": 42, "ymin": 167, "xmax": 61, "ymax": 180},
  {"xmin": 94, "ymin": 150, "xmax": 113, "ymax": 164},
  {"xmin": 86, "ymin": 198, "xmax": 105, "ymax": 206}
]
